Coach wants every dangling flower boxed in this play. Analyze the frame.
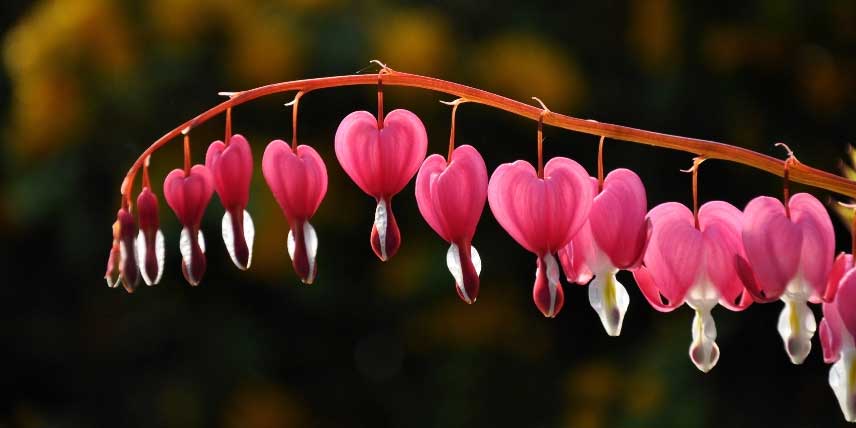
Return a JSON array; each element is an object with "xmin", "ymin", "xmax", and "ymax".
[
  {"xmin": 633, "ymin": 201, "xmax": 752, "ymax": 372},
  {"xmin": 737, "ymin": 193, "xmax": 835, "ymax": 364},
  {"xmin": 206, "ymin": 134, "xmax": 255, "ymax": 270},
  {"xmin": 558, "ymin": 168, "xmax": 650, "ymax": 336},
  {"xmin": 164, "ymin": 165, "xmax": 214, "ymax": 286},
  {"xmin": 262, "ymin": 140, "xmax": 328, "ymax": 284},
  {"xmin": 820, "ymin": 264, "xmax": 856, "ymax": 422},
  {"xmin": 488, "ymin": 158, "xmax": 593, "ymax": 317},
  {"xmin": 335, "ymin": 109, "xmax": 428, "ymax": 261},
  {"xmin": 415, "ymin": 145, "xmax": 488, "ymax": 304},
  {"xmin": 135, "ymin": 187, "xmax": 165, "ymax": 285},
  {"xmin": 104, "ymin": 208, "xmax": 140, "ymax": 292}
]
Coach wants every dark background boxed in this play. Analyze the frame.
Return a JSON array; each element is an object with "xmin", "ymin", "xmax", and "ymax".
[{"xmin": 2, "ymin": 0, "xmax": 856, "ymax": 427}]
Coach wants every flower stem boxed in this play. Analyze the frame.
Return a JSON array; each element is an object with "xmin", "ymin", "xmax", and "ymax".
[
  {"xmin": 183, "ymin": 133, "xmax": 191, "ymax": 177},
  {"xmin": 119, "ymin": 69, "xmax": 856, "ymax": 206},
  {"xmin": 597, "ymin": 136, "xmax": 605, "ymax": 193},
  {"xmin": 225, "ymin": 107, "xmax": 232, "ymax": 145}
]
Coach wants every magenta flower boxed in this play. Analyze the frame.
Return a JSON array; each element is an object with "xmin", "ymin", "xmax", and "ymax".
[
  {"xmin": 135, "ymin": 187, "xmax": 165, "ymax": 285},
  {"xmin": 164, "ymin": 165, "xmax": 215, "ymax": 285},
  {"xmin": 206, "ymin": 134, "xmax": 255, "ymax": 270},
  {"xmin": 737, "ymin": 193, "xmax": 835, "ymax": 363},
  {"xmin": 633, "ymin": 201, "xmax": 752, "ymax": 372},
  {"xmin": 104, "ymin": 208, "xmax": 140, "ymax": 292},
  {"xmin": 819, "ymin": 261, "xmax": 856, "ymax": 422},
  {"xmin": 415, "ymin": 145, "xmax": 488, "ymax": 304},
  {"xmin": 488, "ymin": 158, "xmax": 593, "ymax": 318},
  {"xmin": 335, "ymin": 109, "xmax": 428, "ymax": 261},
  {"xmin": 262, "ymin": 141, "xmax": 328, "ymax": 284},
  {"xmin": 558, "ymin": 168, "xmax": 650, "ymax": 336}
]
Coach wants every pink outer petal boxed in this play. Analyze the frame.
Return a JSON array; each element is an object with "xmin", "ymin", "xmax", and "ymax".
[
  {"xmin": 836, "ymin": 268, "xmax": 856, "ymax": 341},
  {"xmin": 741, "ymin": 196, "xmax": 803, "ymax": 301},
  {"xmin": 163, "ymin": 165, "xmax": 214, "ymax": 227},
  {"xmin": 487, "ymin": 157, "xmax": 593, "ymax": 255},
  {"xmin": 697, "ymin": 201, "xmax": 751, "ymax": 311},
  {"xmin": 415, "ymin": 145, "xmax": 488, "ymax": 243},
  {"xmin": 334, "ymin": 109, "xmax": 428, "ymax": 198},
  {"xmin": 205, "ymin": 134, "xmax": 253, "ymax": 210},
  {"xmin": 589, "ymin": 168, "xmax": 648, "ymax": 270},
  {"xmin": 789, "ymin": 193, "xmax": 835, "ymax": 302},
  {"xmin": 825, "ymin": 253, "xmax": 854, "ymax": 302},
  {"xmin": 639, "ymin": 202, "xmax": 701, "ymax": 306},
  {"xmin": 262, "ymin": 141, "xmax": 328, "ymax": 224},
  {"xmin": 559, "ymin": 221, "xmax": 594, "ymax": 285},
  {"xmin": 821, "ymin": 301, "xmax": 845, "ymax": 364},
  {"xmin": 632, "ymin": 266, "xmax": 683, "ymax": 312}
]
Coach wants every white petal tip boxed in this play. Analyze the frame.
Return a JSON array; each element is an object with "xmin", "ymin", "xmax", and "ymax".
[
  {"xmin": 778, "ymin": 297, "xmax": 817, "ymax": 365},
  {"xmin": 689, "ymin": 309, "xmax": 720, "ymax": 373},
  {"xmin": 222, "ymin": 210, "xmax": 255, "ymax": 271},
  {"xmin": 589, "ymin": 272, "xmax": 629, "ymax": 337}
]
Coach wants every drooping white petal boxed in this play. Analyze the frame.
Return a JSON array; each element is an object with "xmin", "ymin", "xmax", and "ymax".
[
  {"xmin": 588, "ymin": 270, "xmax": 630, "ymax": 337},
  {"xmin": 830, "ymin": 348, "xmax": 856, "ymax": 422},
  {"xmin": 536, "ymin": 253, "xmax": 562, "ymax": 317},
  {"xmin": 374, "ymin": 199, "xmax": 388, "ymax": 260},
  {"xmin": 154, "ymin": 229, "xmax": 165, "ymax": 284},
  {"xmin": 135, "ymin": 229, "xmax": 166, "ymax": 286},
  {"xmin": 221, "ymin": 210, "xmax": 255, "ymax": 270},
  {"xmin": 180, "ymin": 227, "xmax": 193, "ymax": 270},
  {"xmin": 689, "ymin": 308, "xmax": 720, "ymax": 373},
  {"xmin": 304, "ymin": 221, "xmax": 318, "ymax": 283},
  {"xmin": 778, "ymin": 294, "xmax": 816, "ymax": 364},
  {"xmin": 198, "ymin": 230, "xmax": 205, "ymax": 253},
  {"xmin": 446, "ymin": 244, "xmax": 482, "ymax": 303},
  {"xmin": 287, "ymin": 227, "xmax": 296, "ymax": 261}
]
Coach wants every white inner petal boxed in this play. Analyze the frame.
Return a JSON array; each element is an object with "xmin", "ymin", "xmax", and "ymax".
[
  {"xmin": 778, "ymin": 293, "xmax": 816, "ymax": 365},
  {"xmin": 588, "ymin": 270, "xmax": 629, "ymax": 337},
  {"xmin": 542, "ymin": 253, "xmax": 561, "ymax": 316},
  {"xmin": 471, "ymin": 245, "xmax": 482, "ymax": 276},
  {"xmin": 244, "ymin": 210, "xmax": 255, "ymax": 269},
  {"xmin": 198, "ymin": 230, "xmax": 206, "ymax": 254},
  {"xmin": 155, "ymin": 229, "xmax": 165, "ymax": 284},
  {"xmin": 374, "ymin": 199, "xmax": 388, "ymax": 260},
  {"xmin": 304, "ymin": 221, "xmax": 318, "ymax": 283},
  {"xmin": 689, "ymin": 308, "xmax": 720, "ymax": 373},
  {"xmin": 287, "ymin": 228, "xmax": 296, "ymax": 261},
  {"xmin": 136, "ymin": 231, "xmax": 152, "ymax": 286},
  {"xmin": 180, "ymin": 227, "xmax": 193, "ymax": 270},
  {"xmin": 446, "ymin": 244, "xmax": 468, "ymax": 302},
  {"xmin": 830, "ymin": 347, "xmax": 856, "ymax": 422}
]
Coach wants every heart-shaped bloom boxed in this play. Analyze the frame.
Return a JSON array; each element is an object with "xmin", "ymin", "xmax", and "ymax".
[
  {"xmin": 335, "ymin": 109, "xmax": 428, "ymax": 261},
  {"xmin": 415, "ymin": 145, "xmax": 488, "ymax": 304},
  {"xmin": 488, "ymin": 157, "xmax": 594, "ymax": 318},
  {"xmin": 206, "ymin": 134, "xmax": 255, "ymax": 270},
  {"xmin": 135, "ymin": 187, "xmax": 165, "ymax": 285},
  {"xmin": 164, "ymin": 165, "xmax": 214, "ymax": 286},
  {"xmin": 105, "ymin": 208, "xmax": 140, "ymax": 292},
  {"xmin": 633, "ymin": 201, "xmax": 752, "ymax": 372},
  {"xmin": 737, "ymin": 193, "xmax": 835, "ymax": 364},
  {"xmin": 819, "ymin": 260, "xmax": 856, "ymax": 422},
  {"xmin": 558, "ymin": 168, "xmax": 650, "ymax": 336},
  {"xmin": 262, "ymin": 141, "xmax": 328, "ymax": 284}
]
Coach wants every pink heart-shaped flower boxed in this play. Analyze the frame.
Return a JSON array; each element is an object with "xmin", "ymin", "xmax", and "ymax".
[
  {"xmin": 740, "ymin": 193, "xmax": 834, "ymax": 303},
  {"xmin": 488, "ymin": 157, "xmax": 593, "ymax": 317},
  {"xmin": 415, "ymin": 145, "xmax": 488, "ymax": 303},
  {"xmin": 262, "ymin": 141, "xmax": 328, "ymax": 284},
  {"xmin": 206, "ymin": 135, "xmax": 255, "ymax": 270},
  {"xmin": 164, "ymin": 165, "xmax": 214, "ymax": 285},
  {"xmin": 335, "ymin": 109, "xmax": 428, "ymax": 261}
]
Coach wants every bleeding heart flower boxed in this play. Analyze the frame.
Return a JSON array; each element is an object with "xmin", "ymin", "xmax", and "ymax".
[
  {"xmin": 135, "ymin": 187, "xmax": 165, "ymax": 285},
  {"xmin": 415, "ymin": 145, "xmax": 488, "ymax": 304},
  {"xmin": 558, "ymin": 168, "xmax": 650, "ymax": 336},
  {"xmin": 633, "ymin": 201, "xmax": 752, "ymax": 372},
  {"xmin": 820, "ymin": 262, "xmax": 856, "ymax": 422},
  {"xmin": 262, "ymin": 141, "xmax": 328, "ymax": 284},
  {"xmin": 164, "ymin": 165, "xmax": 214, "ymax": 286},
  {"xmin": 737, "ymin": 193, "xmax": 835, "ymax": 364},
  {"xmin": 206, "ymin": 134, "xmax": 255, "ymax": 270},
  {"xmin": 335, "ymin": 109, "xmax": 428, "ymax": 261},
  {"xmin": 488, "ymin": 157, "xmax": 594, "ymax": 318},
  {"xmin": 104, "ymin": 208, "xmax": 140, "ymax": 292}
]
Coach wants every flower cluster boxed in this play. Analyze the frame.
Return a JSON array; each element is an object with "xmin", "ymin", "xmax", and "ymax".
[{"xmin": 105, "ymin": 76, "xmax": 855, "ymax": 422}]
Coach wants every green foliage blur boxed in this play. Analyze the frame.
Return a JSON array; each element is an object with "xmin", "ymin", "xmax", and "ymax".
[{"xmin": 2, "ymin": 0, "xmax": 856, "ymax": 427}]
